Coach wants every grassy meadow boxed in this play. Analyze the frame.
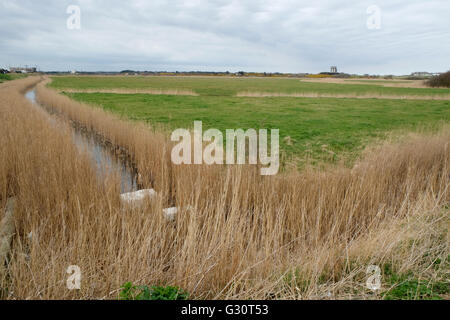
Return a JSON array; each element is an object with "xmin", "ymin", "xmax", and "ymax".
[
  {"xmin": 50, "ymin": 75, "xmax": 450, "ymax": 97},
  {"xmin": 52, "ymin": 76, "xmax": 450, "ymax": 166}
]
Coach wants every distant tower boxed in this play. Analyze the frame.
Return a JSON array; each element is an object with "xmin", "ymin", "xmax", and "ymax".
[{"xmin": 330, "ymin": 66, "xmax": 337, "ymax": 73}]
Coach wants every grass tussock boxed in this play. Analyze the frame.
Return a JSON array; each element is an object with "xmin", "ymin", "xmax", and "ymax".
[
  {"xmin": 236, "ymin": 91, "xmax": 450, "ymax": 100},
  {"xmin": 0, "ymin": 77, "xmax": 448, "ymax": 299}
]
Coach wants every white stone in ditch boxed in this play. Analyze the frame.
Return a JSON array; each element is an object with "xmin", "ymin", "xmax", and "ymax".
[
  {"xmin": 120, "ymin": 189, "xmax": 157, "ymax": 205},
  {"xmin": 163, "ymin": 207, "xmax": 178, "ymax": 221},
  {"xmin": 163, "ymin": 205, "xmax": 194, "ymax": 221}
]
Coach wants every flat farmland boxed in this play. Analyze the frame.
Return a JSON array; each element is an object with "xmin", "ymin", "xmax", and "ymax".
[
  {"xmin": 50, "ymin": 75, "xmax": 450, "ymax": 97},
  {"xmin": 52, "ymin": 76, "xmax": 450, "ymax": 165}
]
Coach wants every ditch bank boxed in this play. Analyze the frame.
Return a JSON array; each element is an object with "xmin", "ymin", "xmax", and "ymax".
[{"xmin": 25, "ymin": 88, "xmax": 141, "ymax": 193}]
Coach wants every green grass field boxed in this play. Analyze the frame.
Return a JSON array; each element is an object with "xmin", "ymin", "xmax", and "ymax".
[
  {"xmin": 50, "ymin": 76, "xmax": 450, "ymax": 97},
  {"xmin": 55, "ymin": 76, "xmax": 450, "ymax": 166},
  {"xmin": 0, "ymin": 73, "xmax": 28, "ymax": 83},
  {"xmin": 0, "ymin": 73, "xmax": 13, "ymax": 83}
]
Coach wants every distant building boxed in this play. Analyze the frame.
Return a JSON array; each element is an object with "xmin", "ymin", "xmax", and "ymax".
[
  {"xmin": 10, "ymin": 66, "xmax": 37, "ymax": 73},
  {"xmin": 319, "ymin": 66, "xmax": 341, "ymax": 76},
  {"xmin": 411, "ymin": 72, "xmax": 437, "ymax": 77}
]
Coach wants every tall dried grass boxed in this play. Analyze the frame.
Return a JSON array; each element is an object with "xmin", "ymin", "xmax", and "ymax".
[
  {"xmin": 300, "ymin": 78, "xmax": 431, "ymax": 88},
  {"xmin": 58, "ymin": 88, "xmax": 199, "ymax": 96},
  {"xmin": 0, "ymin": 77, "xmax": 448, "ymax": 299},
  {"xmin": 237, "ymin": 91, "xmax": 450, "ymax": 100}
]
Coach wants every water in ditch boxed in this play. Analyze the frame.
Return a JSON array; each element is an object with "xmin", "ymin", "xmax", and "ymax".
[{"xmin": 25, "ymin": 89, "xmax": 138, "ymax": 193}]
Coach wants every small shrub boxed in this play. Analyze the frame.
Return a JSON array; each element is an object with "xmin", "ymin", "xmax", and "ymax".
[
  {"xmin": 119, "ymin": 282, "xmax": 189, "ymax": 300},
  {"xmin": 150, "ymin": 285, "xmax": 189, "ymax": 300},
  {"xmin": 426, "ymin": 71, "xmax": 450, "ymax": 88},
  {"xmin": 0, "ymin": 74, "xmax": 12, "ymax": 81}
]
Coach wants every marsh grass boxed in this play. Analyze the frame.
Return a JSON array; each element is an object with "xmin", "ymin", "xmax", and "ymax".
[
  {"xmin": 59, "ymin": 88, "xmax": 199, "ymax": 96},
  {"xmin": 0, "ymin": 77, "xmax": 448, "ymax": 299},
  {"xmin": 49, "ymin": 75, "xmax": 450, "ymax": 97},
  {"xmin": 62, "ymin": 90, "xmax": 450, "ymax": 167},
  {"xmin": 236, "ymin": 91, "xmax": 450, "ymax": 100}
]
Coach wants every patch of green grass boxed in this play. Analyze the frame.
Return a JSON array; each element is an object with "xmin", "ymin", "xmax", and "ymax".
[
  {"xmin": 383, "ymin": 277, "xmax": 448, "ymax": 300},
  {"xmin": 119, "ymin": 282, "xmax": 189, "ymax": 300},
  {"xmin": 382, "ymin": 264, "xmax": 449, "ymax": 300},
  {"xmin": 64, "ymin": 91, "xmax": 450, "ymax": 164},
  {"xmin": 0, "ymin": 287, "xmax": 9, "ymax": 299},
  {"xmin": 0, "ymin": 73, "xmax": 29, "ymax": 83},
  {"xmin": 50, "ymin": 76, "xmax": 450, "ymax": 97},
  {"xmin": 0, "ymin": 74, "xmax": 12, "ymax": 82},
  {"xmin": 283, "ymin": 269, "xmax": 312, "ymax": 292},
  {"xmin": 432, "ymin": 254, "xmax": 450, "ymax": 269}
]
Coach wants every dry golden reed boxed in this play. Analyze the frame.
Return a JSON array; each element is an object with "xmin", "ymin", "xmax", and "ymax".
[
  {"xmin": 58, "ymin": 88, "xmax": 199, "ymax": 96},
  {"xmin": 237, "ymin": 91, "xmax": 450, "ymax": 100},
  {"xmin": 0, "ymin": 76, "xmax": 448, "ymax": 299}
]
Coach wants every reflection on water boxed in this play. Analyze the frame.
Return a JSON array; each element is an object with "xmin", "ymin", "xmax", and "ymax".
[{"xmin": 25, "ymin": 89, "xmax": 137, "ymax": 193}]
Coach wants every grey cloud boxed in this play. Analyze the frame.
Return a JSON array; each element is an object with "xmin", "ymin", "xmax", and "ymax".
[{"xmin": 0, "ymin": 0, "xmax": 449, "ymax": 74}]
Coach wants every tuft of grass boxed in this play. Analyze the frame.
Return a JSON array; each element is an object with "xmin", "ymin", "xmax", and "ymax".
[
  {"xmin": 0, "ymin": 73, "xmax": 29, "ymax": 83},
  {"xmin": 119, "ymin": 282, "xmax": 189, "ymax": 300},
  {"xmin": 381, "ymin": 264, "xmax": 449, "ymax": 300},
  {"xmin": 0, "ymin": 74, "xmax": 12, "ymax": 82},
  {"xmin": 383, "ymin": 277, "xmax": 448, "ymax": 300},
  {"xmin": 0, "ymin": 287, "xmax": 9, "ymax": 299}
]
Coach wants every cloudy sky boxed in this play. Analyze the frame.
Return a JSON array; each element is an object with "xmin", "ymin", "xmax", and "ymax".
[{"xmin": 1, "ymin": 0, "xmax": 449, "ymax": 74}]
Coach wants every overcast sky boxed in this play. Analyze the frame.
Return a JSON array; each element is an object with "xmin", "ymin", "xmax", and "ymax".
[{"xmin": 1, "ymin": 0, "xmax": 449, "ymax": 74}]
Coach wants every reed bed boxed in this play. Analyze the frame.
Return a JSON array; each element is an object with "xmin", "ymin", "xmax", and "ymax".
[
  {"xmin": 300, "ymin": 78, "xmax": 431, "ymax": 88},
  {"xmin": 236, "ymin": 91, "xmax": 450, "ymax": 100},
  {"xmin": 0, "ymin": 77, "xmax": 448, "ymax": 299},
  {"xmin": 58, "ymin": 88, "xmax": 199, "ymax": 96}
]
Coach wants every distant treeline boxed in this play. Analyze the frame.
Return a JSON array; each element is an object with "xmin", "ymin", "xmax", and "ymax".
[
  {"xmin": 45, "ymin": 70, "xmax": 312, "ymax": 77},
  {"xmin": 43, "ymin": 70, "xmax": 425, "ymax": 79},
  {"xmin": 44, "ymin": 70, "xmax": 357, "ymax": 78}
]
